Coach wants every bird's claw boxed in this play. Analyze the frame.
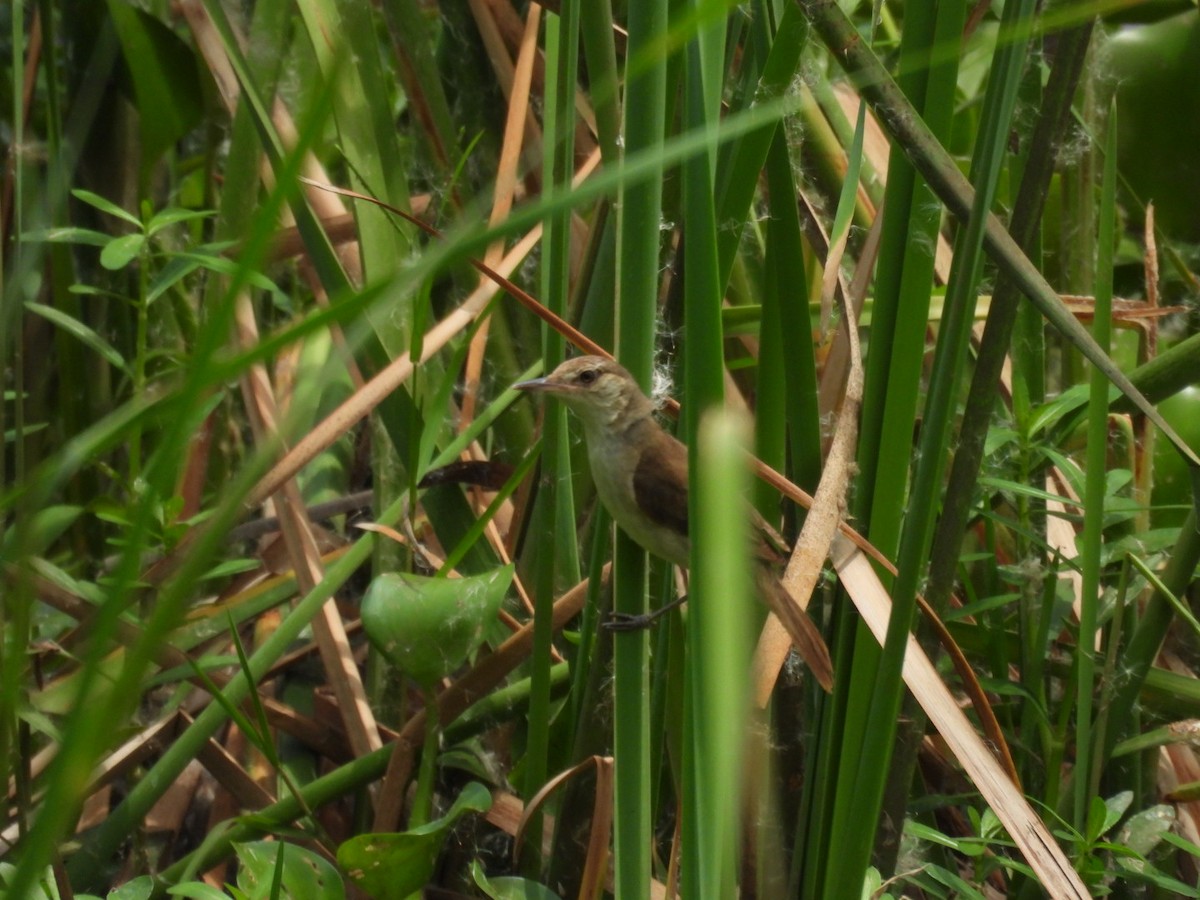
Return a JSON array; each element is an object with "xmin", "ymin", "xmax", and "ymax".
[
  {"xmin": 603, "ymin": 611, "xmax": 660, "ymax": 632},
  {"xmin": 602, "ymin": 597, "xmax": 686, "ymax": 632}
]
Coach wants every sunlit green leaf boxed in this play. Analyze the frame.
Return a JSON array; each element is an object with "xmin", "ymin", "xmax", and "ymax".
[
  {"xmin": 361, "ymin": 565, "xmax": 513, "ymax": 686},
  {"xmin": 99, "ymin": 233, "xmax": 147, "ymax": 270}
]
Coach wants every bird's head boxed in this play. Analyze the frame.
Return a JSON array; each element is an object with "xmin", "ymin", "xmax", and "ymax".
[{"xmin": 514, "ymin": 356, "xmax": 656, "ymax": 431}]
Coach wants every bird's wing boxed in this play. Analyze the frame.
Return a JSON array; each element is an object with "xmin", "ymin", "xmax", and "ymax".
[{"xmin": 631, "ymin": 424, "xmax": 690, "ymax": 541}]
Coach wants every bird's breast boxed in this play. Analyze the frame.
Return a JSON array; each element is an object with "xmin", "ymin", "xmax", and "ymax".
[{"xmin": 584, "ymin": 425, "xmax": 690, "ymax": 568}]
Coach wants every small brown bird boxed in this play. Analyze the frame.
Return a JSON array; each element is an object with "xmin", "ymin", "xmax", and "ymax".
[{"xmin": 516, "ymin": 355, "xmax": 833, "ymax": 691}]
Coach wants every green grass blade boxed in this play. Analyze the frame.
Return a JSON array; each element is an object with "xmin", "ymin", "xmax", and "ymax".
[
  {"xmin": 613, "ymin": 0, "xmax": 670, "ymax": 893},
  {"xmin": 690, "ymin": 409, "xmax": 754, "ymax": 896},
  {"xmin": 1073, "ymin": 100, "xmax": 1118, "ymax": 826}
]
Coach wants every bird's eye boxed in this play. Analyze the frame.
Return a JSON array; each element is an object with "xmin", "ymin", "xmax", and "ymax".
[{"xmin": 577, "ymin": 369, "xmax": 599, "ymax": 386}]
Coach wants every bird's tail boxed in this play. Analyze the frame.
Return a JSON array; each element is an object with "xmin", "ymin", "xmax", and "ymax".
[{"xmin": 757, "ymin": 568, "xmax": 835, "ymax": 692}]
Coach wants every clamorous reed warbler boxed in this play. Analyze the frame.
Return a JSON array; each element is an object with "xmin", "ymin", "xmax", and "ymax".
[{"xmin": 516, "ymin": 356, "xmax": 833, "ymax": 691}]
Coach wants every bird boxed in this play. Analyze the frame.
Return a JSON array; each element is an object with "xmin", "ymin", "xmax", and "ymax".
[{"xmin": 515, "ymin": 355, "xmax": 834, "ymax": 691}]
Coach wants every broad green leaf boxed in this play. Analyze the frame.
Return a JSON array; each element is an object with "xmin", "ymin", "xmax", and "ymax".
[
  {"xmin": 471, "ymin": 861, "xmax": 564, "ymax": 900},
  {"xmin": 145, "ymin": 256, "xmax": 203, "ymax": 306},
  {"xmin": 106, "ymin": 0, "xmax": 205, "ymax": 177},
  {"xmin": 1116, "ymin": 803, "xmax": 1175, "ymax": 859},
  {"xmin": 1085, "ymin": 792, "xmax": 1127, "ymax": 843},
  {"xmin": 338, "ymin": 783, "xmax": 492, "ymax": 899},
  {"xmin": 105, "ymin": 875, "xmax": 154, "ymax": 900},
  {"xmin": 147, "ymin": 251, "xmax": 283, "ymax": 307},
  {"xmin": 234, "ymin": 841, "xmax": 344, "ymax": 900},
  {"xmin": 100, "ymin": 233, "xmax": 146, "ymax": 270},
  {"xmin": 361, "ymin": 566, "xmax": 513, "ymax": 686}
]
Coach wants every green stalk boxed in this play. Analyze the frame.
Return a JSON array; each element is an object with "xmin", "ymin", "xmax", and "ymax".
[
  {"xmin": 763, "ymin": 133, "xmax": 821, "ymax": 495},
  {"xmin": 1119, "ymin": 330, "xmax": 1200, "ymax": 408},
  {"xmin": 815, "ymin": 0, "xmax": 963, "ymax": 891},
  {"xmin": 680, "ymin": 2, "xmax": 727, "ymax": 893},
  {"xmin": 409, "ymin": 689, "xmax": 440, "ymax": 828},
  {"xmin": 846, "ymin": 0, "xmax": 957, "ymax": 539},
  {"xmin": 2, "ymin": 0, "xmax": 26, "ymax": 842},
  {"xmin": 1103, "ymin": 510, "xmax": 1200, "ymax": 765},
  {"xmin": 129, "ymin": 228, "xmax": 151, "ymax": 483},
  {"xmin": 691, "ymin": 410, "xmax": 753, "ymax": 896},
  {"xmin": 613, "ymin": 0, "xmax": 668, "ymax": 892},
  {"xmin": 579, "ymin": 0, "xmax": 620, "ymax": 162},
  {"xmin": 712, "ymin": 2, "xmax": 807, "ymax": 290},
  {"xmin": 1073, "ymin": 101, "xmax": 1117, "ymax": 827},
  {"xmin": 876, "ymin": 0, "xmax": 1036, "ymax": 837},
  {"xmin": 525, "ymin": 3, "xmax": 581, "ymax": 867}
]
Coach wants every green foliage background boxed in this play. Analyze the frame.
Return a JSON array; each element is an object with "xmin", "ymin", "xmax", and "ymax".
[{"xmin": 3, "ymin": 0, "xmax": 1200, "ymax": 897}]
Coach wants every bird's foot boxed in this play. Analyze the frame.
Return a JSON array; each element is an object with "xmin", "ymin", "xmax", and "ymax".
[{"xmin": 603, "ymin": 596, "xmax": 686, "ymax": 632}]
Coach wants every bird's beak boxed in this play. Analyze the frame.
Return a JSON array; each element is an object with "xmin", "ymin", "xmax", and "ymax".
[{"xmin": 513, "ymin": 376, "xmax": 552, "ymax": 393}]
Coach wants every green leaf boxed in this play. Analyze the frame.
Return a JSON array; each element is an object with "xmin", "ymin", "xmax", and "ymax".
[
  {"xmin": 145, "ymin": 206, "xmax": 214, "ymax": 237},
  {"xmin": 106, "ymin": 0, "xmax": 205, "ymax": 177},
  {"xmin": 1115, "ymin": 853, "xmax": 1200, "ymax": 897},
  {"xmin": 147, "ymin": 251, "xmax": 283, "ymax": 308},
  {"xmin": 24, "ymin": 302, "xmax": 129, "ymax": 374},
  {"xmin": 21, "ymin": 226, "xmax": 112, "ymax": 247},
  {"xmin": 924, "ymin": 863, "xmax": 987, "ymax": 898},
  {"xmin": 105, "ymin": 875, "xmax": 154, "ymax": 900},
  {"xmin": 471, "ymin": 861, "xmax": 565, "ymax": 900},
  {"xmin": 338, "ymin": 783, "xmax": 492, "ymax": 900},
  {"xmin": 5, "ymin": 423, "xmax": 47, "ymax": 443},
  {"xmin": 1116, "ymin": 803, "xmax": 1175, "ymax": 858},
  {"xmin": 166, "ymin": 884, "xmax": 237, "ymax": 900},
  {"xmin": 1162, "ymin": 829, "xmax": 1200, "ymax": 859},
  {"xmin": 145, "ymin": 255, "xmax": 203, "ymax": 306},
  {"xmin": 1, "ymin": 505, "xmax": 82, "ymax": 557},
  {"xmin": 99, "ymin": 233, "xmax": 147, "ymax": 270},
  {"xmin": 200, "ymin": 558, "xmax": 261, "ymax": 581},
  {"xmin": 233, "ymin": 841, "xmax": 344, "ymax": 900},
  {"xmin": 70, "ymin": 188, "xmax": 142, "ymax": 226},
  {"xmin": 361, "ymin": 566, "xmax": 513, "ymax": 686},
  {"xmin": 1100, "ymin": 792, "xmax": 1134, "ymax": 841},
  {"xmin": 903, "ymin": 819, "xmax": 963, "ymax": 851}
]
